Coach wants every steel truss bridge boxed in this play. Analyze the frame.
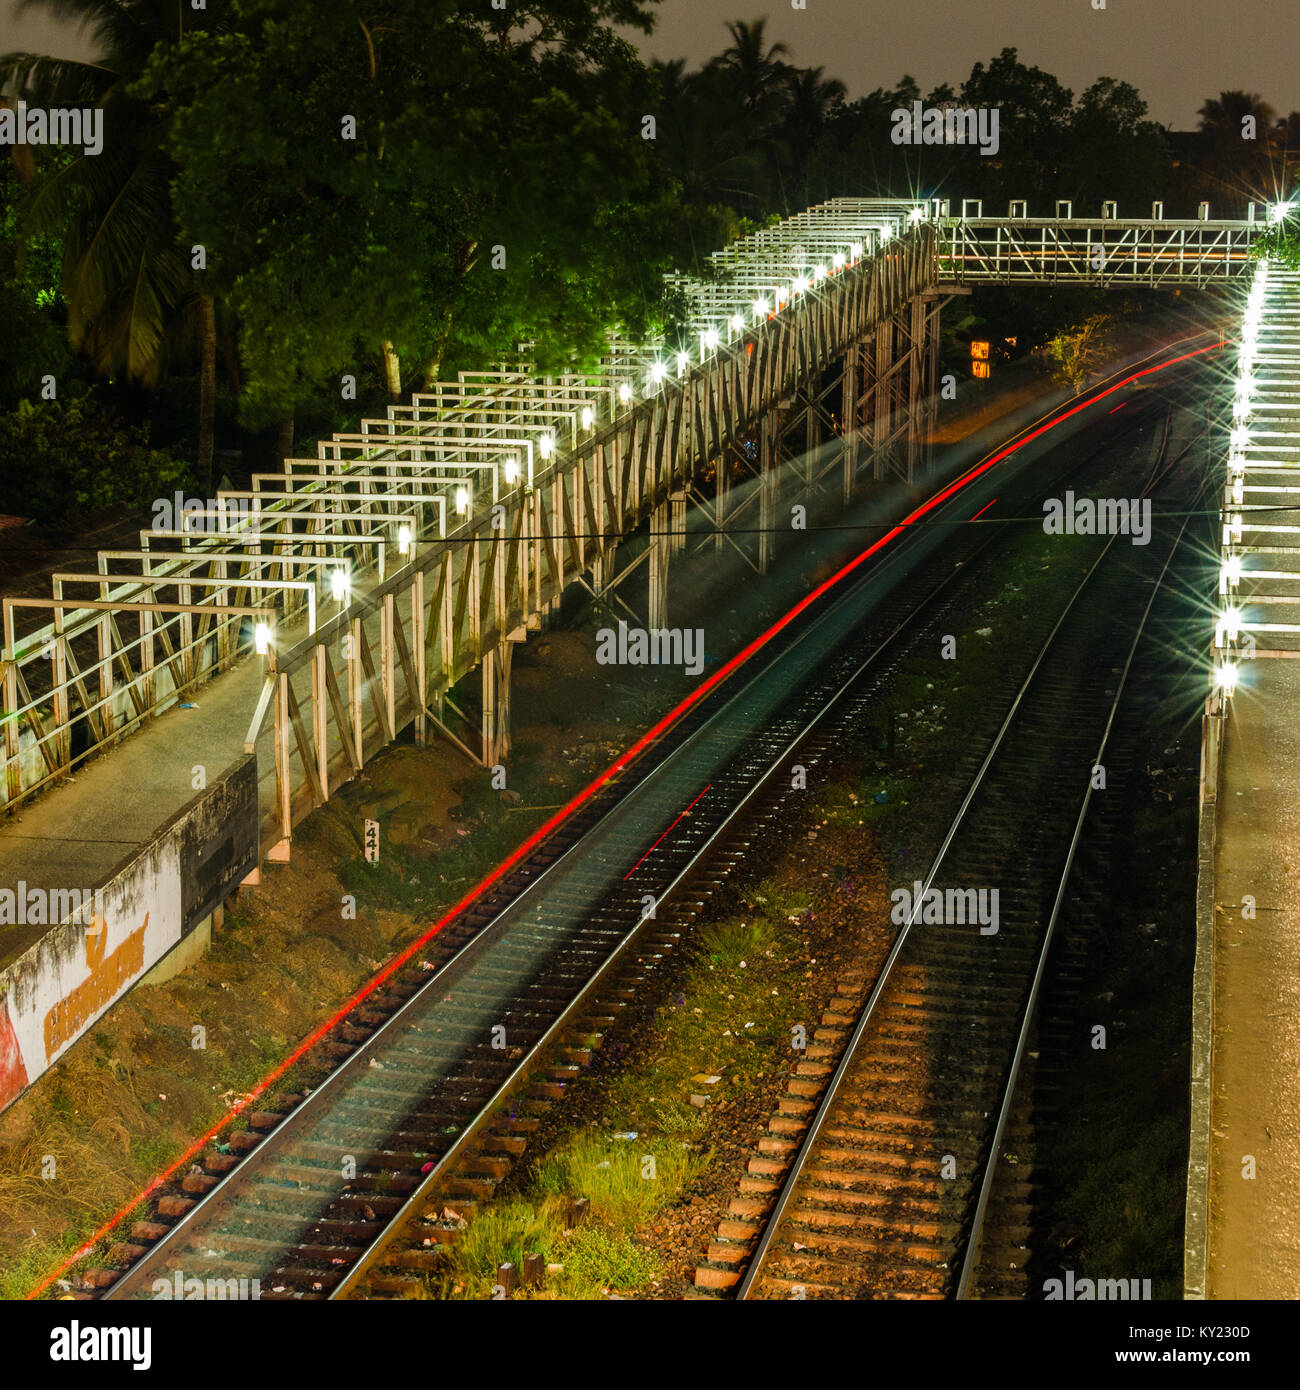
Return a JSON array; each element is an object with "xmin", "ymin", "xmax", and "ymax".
[{"xmin": 0, "ymin": 195, "xmax": 1273, "ymax": 861}]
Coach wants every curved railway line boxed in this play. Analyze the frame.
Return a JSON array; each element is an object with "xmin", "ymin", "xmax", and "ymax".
[{"xmin": 34, "ymin": 342, "xmax": 1213, "ymax": 1302}]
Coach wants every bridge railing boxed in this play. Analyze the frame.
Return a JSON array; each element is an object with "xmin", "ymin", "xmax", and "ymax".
[{"xmin": 940, "ymin": 216, "xmax": 1259, "ymax": 287}]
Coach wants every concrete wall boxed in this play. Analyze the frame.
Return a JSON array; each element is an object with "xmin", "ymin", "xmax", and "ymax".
[{"xmin": 0, "ymin": 756, "xmax": 257, "ymax": 1113}]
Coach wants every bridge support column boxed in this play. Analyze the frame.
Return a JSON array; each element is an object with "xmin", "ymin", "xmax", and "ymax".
[
  {"xmin": 670, "ymin": 489, "xmax": 687, "ymax": 555},
  {"xmin": 649, "ymin": 498, "xmax": 670, "ymax": 629},
  {"xmin": 758, "ymin": 417, "xmax": 779, "ymax": 575},
  {"xmin": 481, "ymin": 639, "xmax": 516, "ymax": 767},
  {"xmin": 842, "ymin": 348, "xmax": 859, "ymax": 504},
  {"xmin": 907, "ymin": 296, "xmax": 928, "ymax": 484},
  {"xmin": 872, "ymin": 320, "xmax": 892, "ymax": 480}
]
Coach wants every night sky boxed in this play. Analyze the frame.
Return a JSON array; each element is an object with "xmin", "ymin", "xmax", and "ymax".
[{"xmin": 2, "ymin": 0, "xmax": 1298, "ymax": 130}]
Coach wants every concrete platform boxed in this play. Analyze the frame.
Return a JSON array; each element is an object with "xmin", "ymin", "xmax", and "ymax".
[{"xmin": 1201, "ymin": 656, "xmax": 1300, "ymax": 1298}]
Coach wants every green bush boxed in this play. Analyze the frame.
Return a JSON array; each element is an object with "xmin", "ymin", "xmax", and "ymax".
[{"xmin": 0, "ymin": 395, "xmax": 188, "ymax": 522}]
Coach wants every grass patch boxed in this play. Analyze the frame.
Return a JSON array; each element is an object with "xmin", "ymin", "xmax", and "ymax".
[{"xmin": 531, "ymin": 1129, "xmax": 709, "ymax": 1231}]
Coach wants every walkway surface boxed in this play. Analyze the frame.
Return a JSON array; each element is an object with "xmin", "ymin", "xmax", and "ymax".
[{"xmin": 1206, "ymin": 657, "xmax": 1300, "ymax": 1298}]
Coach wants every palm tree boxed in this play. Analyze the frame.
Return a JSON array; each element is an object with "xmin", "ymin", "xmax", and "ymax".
[
  {"xmin": 1195, "ymin": 91, "xmax": 1277, "ymax": 210},
  {"xmin": 779, "ymin": 65, "xmax": 846, "ymax": 206},
  {"xmin": 1, "ymin": 0, "xmax": 218, "ymax": 484},
  {"xmin": 653, "ymin": 60, "xmax": 770, "ymax": 214},
  {"xmin": 716, "ymin": 18, "xmax": 791, "ymax": 110}
]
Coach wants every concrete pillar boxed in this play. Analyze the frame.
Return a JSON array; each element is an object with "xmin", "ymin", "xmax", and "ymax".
[
  {"xmin": 758, "ymin": 418, "xmax": 779, "ymax": 575},
  {"xmin": 671, "ymin": 489, "xmax": 687, "ymax": 556},
  {"xmin": 907, "ymin": 296, "xmax": 927, "ymax": 485},
  {"xmin": 926, "ymin": 304, "xmax": 941, "ymax": 478},
  {"xmin": 872, "ymin": 319, "xmax": 892, "ymax": 480},
  {"xmin": 481, "ymin": 640, "xmax": 516, "ymax": 766},
  {"xmin": 649, "ymin": 499, "xmax": 670, "ymax": 630},
  {"xmin": 842, "ymin": 346, "xmax": 859, "ymax": 505}
]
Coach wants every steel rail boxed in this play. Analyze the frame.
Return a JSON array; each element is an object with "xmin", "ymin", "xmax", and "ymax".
[
  {"xmin": 734, "ymin": 412, "xmax": 1197, "ymax": 1300},
  {"xmin": 955, "ymin": 490, "xmax": 1202, "ymax": 1298}
]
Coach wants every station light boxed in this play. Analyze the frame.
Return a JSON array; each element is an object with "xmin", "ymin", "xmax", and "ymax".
[
  {"xmin": 753, "ymin": 297, "xmax": 769, "ymax": 318},
  {"xmin": 649, "ymin": 361, "xmax": 667, "ymax": 387},
  {"xmin": 619, "ymin": 382, "xmax": 633, "ymax": 403},
  {"xmin": 851, "ymin": 241, "xmax": 864, "ymax": 257},
  {"xmin": 504, "ymin": 458, "xmax": 520, "ymax": 484},
  {"xmin": 703, "ymin": 327, "xmax": 720, "ymax": 351},
  {"xmin": 813, "ymin": 265, "xmax": 827, "ymax": 281},
  {"xmin": 398, "ymin": 523, "xmax": 412, "ymax": 555},
  {"xmin": 676, "ymin": 350, "xmax": 689, "ymax": 376},
  {"xmin": 1215, "ymin": 660, "xmax": 1240, "ymax": 696},
  {"xmin": 330, "ymin": 567, "xmax": 350, "ymax": 603},
  {"xmin": 729, "ymin": 313, "xmax": 744, "ymax": 333},
  {"xmin": 540, "ymin": 433, "xmax": 554, "ymax": 460},
  {"xmin": 833, "ymin": 252, "xmax": 846, "ymax": 270},
  {"xmin": 1270, "ymin": 201, "xmax": 1295, "ymax": 223},
  {"xmin": 792, "ymin": 275, "xmax": 811, "ymax": 294},
  {"xmin": 1221, "ymin": 555, "xmax": 1243, "ymax": 592},
  {"xmin": 455, "ymin": 486, "xmax": 469, "ymax": 516},
  {"xmin": 909, "ymin": 207, "xmax": 925, "ymax": 222},
  {"xmin": 581, "ymin": 405, "xmax": 594, "ymax": 430},
  {"xmin": 1231, "ymin": 425, "xmax": 1250, "ymax": 451},
  {"xmin": 254, "ymin": 621, "xmax": 272, "ymax": 655},
  {"xmin": 1217, "ymin": 606, "xmax": 1242, "ymax": 645},
  {"xmin": 1230, "ymin": 476, "xmax": 1244, "ymax": 506}
]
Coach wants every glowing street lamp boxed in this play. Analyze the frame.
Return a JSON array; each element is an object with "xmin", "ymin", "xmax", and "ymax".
[
  {"xmin": 619, "ymin": 382, "xmax": 633, "ymax": 403},
  {"xmin": 729, "ymin": 313, "xmax": 744, "ymax": 333},
  {"xmin": 1215, "ymin": 659, "xmax": 1239, "ymax": 696},
  {"xmin": 398, "ymin": 523, "xmax": 412, "ymax": 556},
  {"xmin": 330, "ymin": 567, "xmax": 350, "ymax": 603},
  {"xmin": 254, "ymin": 621, "xmax": 272, "ymax": 656},
  {"xmin": 581, "ymin": 405, "xmax": 594, "ymax": 430},
  {"xmin": 676, "ymin": 350, "xmax": 689, "ymax": 377},
  {"xmin": 753, "ymin": 297, "xmax": 769, "ymax": 319},
  {"xmin": 505, "ymin": 458, "xmax": 520, "ymax": 484},
  {"xmin": 1216, "ymin": 606, "xmax": 1243, "ymax": 646},
  {"xmin": 455, "ymin": 486, "xmax": 469, "ymax": 516},
  {"xmin": 540, "ymin": 433, "xmax": 554, "ymax": 461}
]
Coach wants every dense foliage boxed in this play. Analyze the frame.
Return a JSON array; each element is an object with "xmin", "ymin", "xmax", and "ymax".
[{"xmin": 1, "ymin": 5, "xmax": 1297, "ymax": 520}]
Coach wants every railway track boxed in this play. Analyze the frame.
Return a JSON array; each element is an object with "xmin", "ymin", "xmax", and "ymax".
[
  {"xmin": 41, "ymin": 349, "xmax": 1202, "ymax": 1302},
  {"xmin": 724, "ymin": 452, "xmax": 1206, "ymax": 1300}
]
